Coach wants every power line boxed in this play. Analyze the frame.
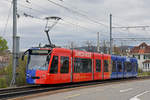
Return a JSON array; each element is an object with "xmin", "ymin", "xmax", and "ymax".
[
  {"xmin": 17, "ymin": 11, "xmax": 99, "ymax": 33},
  {"xmin": 5, "ymin": 0, "xmax": 46, "ymax": 14},
  {"xmin": 47, "ymin": 0, "xmax": 109, "ymax": 27},
  {"xmin": 54, "ymin": 0, "xmax": 110, "ymax": 26},
  {"xmin": 112, "ymin": 25, "xmax": 150, "ymax": 29},
  {"xmin": 5, "ymin": 0, "xmax": 142, "ymax": 40},
  {"xmin": 2, "ymin": 0, "xmax": 13, "ymax": 36},
  {"xmin": 113, "ymin": 37, "xmax": 150, "ymax": 41},
  {"xmin": 61, "ymin": 19, "xmax": 97, "ymax": 33},
  {"xmin": 17, "ymin": 0, "xmax": 116, "ymax": 35},
  {"xmin": 14, "ymin": 0, "xmax": 109, "ymax": 32}
]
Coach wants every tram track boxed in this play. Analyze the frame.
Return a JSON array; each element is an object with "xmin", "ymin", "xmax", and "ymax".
[{"xmin": 0, "ymin": 76, "xmax": 150, "ymax": 100}]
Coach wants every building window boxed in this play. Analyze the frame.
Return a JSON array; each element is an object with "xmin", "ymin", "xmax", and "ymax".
[
  {"xmin": 148, "ymin": 55, "xmax": 150, "ymax": 59},
  {"xmin": 144, "ymin": 55, "xmax": 150, "ymax": 59},
  {"xmin": 138, "ymin": 55, "xmax": 140, "ymax": 59},
  {"xmin": 144, "ymin": 64, "xmax": 147, "ymax": 69},
  {"xmin": 140, "ymin": 46, "xmax": 145, "ymax": 49},
  {"xmin": 60, "ymin": 56, "xmax": 69, "ymax": 73},
  {"xmin": 50, "ymin": 56, "xmax": 58, "ymax": 73},
  {"xmin": 96, "ymin": 59, "xmax": 101, "ymax": 72},
  {"xmin": 144, "ymin": 55, "xmax": 146, "ymax": 59}
]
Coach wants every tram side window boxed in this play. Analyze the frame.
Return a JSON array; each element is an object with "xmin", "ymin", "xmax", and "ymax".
[
  {"xmin": 133, "ymin": 63, "xmax": 137, "ymax": 72},
  {"xmin": 124, "ymin": 62, "xmax": 127, "ymax": 72},
  {"xmin": 60, "ymin": 56, "xmax": 69, "ymax": 73},
  {"xmin": 117, "ymin": 61, "xmax": 122, "ymax": 72},
  {"xmin": 74, "ymin": 58, "xmax": 92, "ymax": 73},
  {"xmin": 104, "ymin": 60, "xmax": 109, "ymax": 72},
  {"xmin": 74, "ymin": 58, "xmax": 81, "ymax": 73},
  {"xmin": 96, "ymin": 59, "xmax": 101, "ymax": 72},
  {"xmin": 112, "ymin": 61, "xmax": 116, "ymax": 72},
  {"xmin": 125, "ymin": 62, "xmax": 132, "ymax": 72},
  {"xmin": 50, "ymin": 56, "xmax": 58, "ymax": 73},
  {"xmin": 82, "ymin": 58, "xmax": 92, "ymax": 73}
]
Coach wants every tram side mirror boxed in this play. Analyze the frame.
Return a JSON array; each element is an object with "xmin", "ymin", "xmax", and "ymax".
[
  {"xmin": 21, "ymin": 55, "xmax": 24, "ymax": 61},
  {"xmin": 21, "ymin": 49, "xmax": 29, "ymax": 61}
]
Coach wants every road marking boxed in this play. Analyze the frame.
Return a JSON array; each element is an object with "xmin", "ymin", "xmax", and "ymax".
[
  {"xmin": 129, "ymin": 97, "xmax": 140, "ymax": 100},
  {"xmin": 129, "ymin": 91, "xmax": 150, "ymax": 100},
  {"xmin": 120, "ymin": 88, "xmax": 133, "ymax": 93},
  {"xmin": 65, "ymin": 94, "xmax": 80, "ymax": 99}
]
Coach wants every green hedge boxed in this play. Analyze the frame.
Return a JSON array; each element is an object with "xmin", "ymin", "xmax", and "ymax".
[
  {"xmin": 0, "ymin": 56, "xmax": 27, "ymax": 88},
  {"xmin": 0, "ymin": 77, "xmax": 7, "ymax": 88}
]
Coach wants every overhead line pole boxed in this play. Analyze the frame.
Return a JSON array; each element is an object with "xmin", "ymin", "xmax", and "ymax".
[
  {"xmin": 10, "ymin": 0, "xmax": 17, "ymax": 86},
  {"xmin": 97, "ymin": 32, "xmax": 100, "ymax": 52},
  {"xmin": 110, "ymin": 14, "xmax": 112, "ymax": 55}
]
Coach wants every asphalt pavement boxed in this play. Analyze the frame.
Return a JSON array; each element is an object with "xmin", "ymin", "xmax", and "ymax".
[{"xmin": 29, "ymin": 79, "xmax": 150, "ymax": 100}]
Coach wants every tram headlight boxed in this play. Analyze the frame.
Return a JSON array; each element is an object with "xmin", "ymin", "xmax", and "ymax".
[{"xmin": 41, "ymin": 74, "xmax": 46, "ymax": 79}]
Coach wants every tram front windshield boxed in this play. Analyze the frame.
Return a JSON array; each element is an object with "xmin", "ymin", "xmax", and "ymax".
[{"xmin": 27, "ymin": 50, "xmax": 51, "ymax": 70}]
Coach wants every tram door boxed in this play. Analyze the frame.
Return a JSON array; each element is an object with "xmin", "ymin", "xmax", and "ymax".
[
  {"xmin": 103, "ymin": 54, "xmax": 111, "ymax": 80},
  {"xmin": 49, "ymin": 55, "xmax": 60, "ymax": 84},
  {"xmin": 111, "ymin": 56, "xmax": 118, "ymax": 79},
  {"xmin": 59, "ymin": 54, "xmax": 72, "ymax": 83},
  {"xmin": 93, "ymin": 54, "xmax": 103, "ymax": 80},
  {"xmin": 117, "ymin": 61, "xmax": 124, "ymax": 78}
]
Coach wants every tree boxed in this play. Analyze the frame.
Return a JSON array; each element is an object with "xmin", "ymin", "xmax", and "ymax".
[{"xmin": 0, "ymin": 37, "xmax": 8, "ymax": 52}]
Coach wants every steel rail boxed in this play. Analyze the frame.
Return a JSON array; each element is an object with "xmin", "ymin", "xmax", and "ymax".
[{"xmin": 0, "ymin": 76, "xmax": 150, "ymax": 99}]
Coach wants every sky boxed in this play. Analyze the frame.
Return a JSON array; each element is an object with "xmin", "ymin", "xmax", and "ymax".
[{"xmin": 0, "ymin": 0, "xmax": 150, "ymax": 51}]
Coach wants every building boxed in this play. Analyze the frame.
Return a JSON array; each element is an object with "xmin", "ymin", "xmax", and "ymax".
[
  {"xmin": 0, "ymin": 55, "xmax": 9, "ymax": 68},
  {"xmin": 0, "ymin": 50, "xmax": 10, "ymax": 68},
  {"xmin": 130, "ymin": 42, "xmax": 150, "ymax": 71}
]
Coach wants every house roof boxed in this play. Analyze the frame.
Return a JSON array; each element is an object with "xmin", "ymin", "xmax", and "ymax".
[
  {"xmin": 130, "ymin": 42, "xmax": 150, "ymax": 54},
  {"xmin": 143, "ymin": 60, "xmax": 150, "ymax": 64}
]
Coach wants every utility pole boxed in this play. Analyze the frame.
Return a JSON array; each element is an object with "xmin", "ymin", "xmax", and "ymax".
[
  {"xmin": 110, "ymin": 14, "xmax": 112, "ymax": 55},
  {"xmin": 10, "ymin": 0, "xmax": 17, "ymax": 86},
  {"xmin": 97, "ymin": 32, "xmax": 100, "ymax": 52}
]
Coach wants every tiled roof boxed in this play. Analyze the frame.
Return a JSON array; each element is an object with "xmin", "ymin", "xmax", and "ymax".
[{"xmin": 130, "ymin": 42, "xmax": 150, "ymax": 54}]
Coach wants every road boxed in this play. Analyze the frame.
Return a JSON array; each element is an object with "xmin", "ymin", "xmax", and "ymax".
[{"xmin": 29, "ymin": 79, "xmax": 150, "ymax": 100}]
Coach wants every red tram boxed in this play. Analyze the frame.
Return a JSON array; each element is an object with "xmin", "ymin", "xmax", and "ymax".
[{"xmin": 24, "ymin": 47, "xmax": 138, "ymax": 85}]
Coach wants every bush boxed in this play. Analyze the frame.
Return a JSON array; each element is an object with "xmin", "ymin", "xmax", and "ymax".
[
  {"xmin": 138, "ymin": 68, "xmax": 143, "ymax": 73},
  {"xmin": 0, "ymin": 77, "xmax": 7, "ymax": 88},
  {"xmin": 0, "ymin": 56, "xmax": 27, "ymax": 88},
  {"xmin": 147, "ymin": 72, "xmax": 150, "ymax": 76},
  {"xmin": 16, "ymin": 58, "xmax": 27, "ymax": 86}
]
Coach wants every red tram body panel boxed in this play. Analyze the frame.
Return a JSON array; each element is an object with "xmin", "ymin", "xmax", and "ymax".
[
  {"xmin": 72, "ymin": 50, "xmax": 93, "ymax": 82},
  {"xmin": 48, "ymin": 48, "xmax": 72, "ymax": 84}
]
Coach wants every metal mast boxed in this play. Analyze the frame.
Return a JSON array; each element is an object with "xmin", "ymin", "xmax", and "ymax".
[
  {"xmin": 97, "ymin": 32, "xmax": 100, "ymax": 52},
  {"xmin": 10, "ymin": 0, "xmax": 17, "ymax": 86},
  {"xmin": 110, "ymin": 14, "xmax": 112, "ymax": 55}
]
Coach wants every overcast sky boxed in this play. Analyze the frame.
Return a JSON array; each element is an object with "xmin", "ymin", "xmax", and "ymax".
[{"xmin": 0, "ymin": 0, "xmax": 150, "ymax": 51}]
